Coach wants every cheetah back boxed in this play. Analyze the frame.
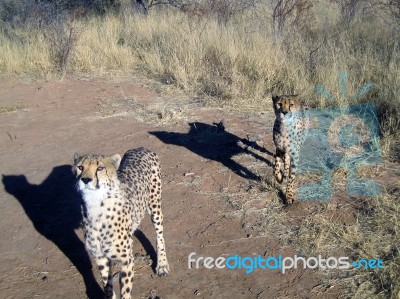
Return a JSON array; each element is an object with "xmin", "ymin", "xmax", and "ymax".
[{"xmin": 118, "ymin": 148, "xmax": 162, "ymax": 218}]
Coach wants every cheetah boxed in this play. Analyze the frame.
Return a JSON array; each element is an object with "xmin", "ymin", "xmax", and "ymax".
[
  {"xmin": 272, "ymin": 95, "xmax": 309, "ymax": 204},
  {"xmin": 72, "ymin": 148, "xmax": 169, "ymax": 299}
]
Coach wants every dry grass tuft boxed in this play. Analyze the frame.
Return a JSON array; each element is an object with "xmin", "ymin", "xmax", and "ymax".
[{"xmin": 0, "ymin": 104, "xmax": 26, "ymax": 113}]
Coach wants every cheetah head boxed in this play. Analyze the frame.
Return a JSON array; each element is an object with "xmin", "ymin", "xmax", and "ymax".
[
  {"xmin": 272, "ymin": 95, "xmax": 303, "ymax": 119},
  {"xmin": 72, "ymin": 153, "xmax": 122, "ymax": 196}
]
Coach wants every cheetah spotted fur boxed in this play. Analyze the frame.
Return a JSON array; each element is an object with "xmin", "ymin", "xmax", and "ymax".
[
  {"xmin": 73, "ymin": 148, "xmax": 169, "ymax": 299},
  {"xmin": 272, "ymin": 95, "xmax": 309, "ymax": 204}
]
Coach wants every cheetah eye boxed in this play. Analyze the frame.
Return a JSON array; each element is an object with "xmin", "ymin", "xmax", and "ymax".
[
  {"xmin": 77, "ymin": 166, "xmax": 83, "ymax": 171},
  {"xmin": 97, "ymin": 166, "xmax": 105, "ymax": 171},
  {"xmin": 289, "ymin": 103, "xmax": 294, "ymax": 107}
]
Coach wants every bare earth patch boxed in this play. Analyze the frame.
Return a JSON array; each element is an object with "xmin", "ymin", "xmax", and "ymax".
[{"xmin": 0, "ymin": 77, "xmax": 398, "ymax": 299}]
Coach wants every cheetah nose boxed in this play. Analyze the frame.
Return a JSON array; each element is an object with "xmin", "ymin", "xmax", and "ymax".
[{"xmin": 81, "ymin": 177, "xmax": 93, "ymax": 185}]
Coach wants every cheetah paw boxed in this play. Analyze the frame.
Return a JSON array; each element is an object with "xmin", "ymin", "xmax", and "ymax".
[
  {"xmin": 156, "ymin": 263, "xmax": 170, "ymax": 277},
  {"xmin": 285, "ymin": 196, "xmax": 295, "ymax": 205}
]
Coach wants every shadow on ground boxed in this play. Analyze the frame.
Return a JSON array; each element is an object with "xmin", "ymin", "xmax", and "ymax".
[
  {"xmin": 2, "ymin": 165, "xmax": 103, "ymax": 299},
  {"xmin": 134, "ymin": 229, "xmax": 158, "ymax": 273},
  {"xmin": 150, "ymin": 121, "xmax": 273, "ymax": 180}
]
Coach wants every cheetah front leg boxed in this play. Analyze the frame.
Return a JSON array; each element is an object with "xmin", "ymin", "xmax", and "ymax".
[
  {"xmin": 95, "ymin": 256, "xmax": 116, "ymax": 299},
  {"xmin": 283, "ymin": 152, "xmax": 291, "ymax": 179},
  {"xmin": 149, "ymin": 201, "xmax": 170, "ymax": 276},
  {"xmin": 274, "ymin": 152, "xmax": 284, "ymax": 184},
  {"xmin": 119, "ymin": 257, "xmax": 134, "ymax": 299},
  {"xmin": 286, "ymin": 149, "xmax": 299, "ymax": 204},
  {"xmin": 286, "ymin": 167, "xmax": 296, "ymax": 204}
]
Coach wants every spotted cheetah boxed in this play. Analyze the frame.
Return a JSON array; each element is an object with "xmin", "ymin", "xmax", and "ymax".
[
  {"xmin": 73, "ymin": 148, "xmax": 169, "ymax": 299},
  {"xmin": 272, "ymin": 95, "xmax": 309, "ymax": 204}
]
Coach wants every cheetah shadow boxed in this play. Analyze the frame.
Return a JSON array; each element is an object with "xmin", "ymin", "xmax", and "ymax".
[
  {"xmin": 2, "ymin": 166, "xmax": 104, "ymax": 298},
  {"xmin": 150, "ymin": 121, "xmax": 274, "ymax": 180}
]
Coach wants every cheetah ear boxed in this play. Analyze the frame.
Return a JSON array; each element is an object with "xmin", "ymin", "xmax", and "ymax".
[
  {"xmin": 110, "ymin": 154, "xmax": 122, "ymax": 169},
  {"xmin": 272, "ymin": 95, "xmax": 279, "ymax": 103},
  {"xmin": 73, "ymin": 153, "xmax": 80, "ymax": 165}
]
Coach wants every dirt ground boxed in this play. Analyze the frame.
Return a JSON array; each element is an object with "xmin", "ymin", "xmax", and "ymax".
[{"xmin": 0, "ymin": 76, "xmax": 391, "ymax": 299}]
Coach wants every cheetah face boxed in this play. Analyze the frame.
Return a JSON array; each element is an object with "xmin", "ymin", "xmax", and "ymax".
[
  {"xmin": 272, "ymin": 95, "xmax": 302, "ymax": 119},
  {"xmin": 72, "ymin": 153, "xmax": 122, "ymax": 195}
]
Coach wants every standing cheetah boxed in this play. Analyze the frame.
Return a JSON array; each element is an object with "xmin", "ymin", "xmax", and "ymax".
[
  {"xmin": 272, "ymin": 95, "xmax": 309, "ymax": 204},
  {"xmin": 73, "ymin": 148, "xmax": 169, "ymax": 299}
]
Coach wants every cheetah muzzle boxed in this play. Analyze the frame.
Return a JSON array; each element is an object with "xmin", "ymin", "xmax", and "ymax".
[{"xmin": 73, "ymin": 148, "xmax": 169, "ymax": 299}]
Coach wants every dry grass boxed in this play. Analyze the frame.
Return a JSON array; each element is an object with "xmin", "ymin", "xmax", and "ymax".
[
  {"xmin": 293, "ymin": 191, "xmax": 400, "ymax": 298},
  {"xmin": 0, "ymin": 104, "xmax": 26, "ymax": 113},
  {"xmin": 246, "ymin": 178, "xmax": 400, "ymax": 298},
  {"xmin": 0, "ymin": 5, "xmax": 398, "ymax": 140},
  {"xmin": 84, "ymin": 96, "xmax": 189, "ymax": 126},
  {"xmin": 0, "ymin": 27, "xmax": 52, "ymax": 76}
]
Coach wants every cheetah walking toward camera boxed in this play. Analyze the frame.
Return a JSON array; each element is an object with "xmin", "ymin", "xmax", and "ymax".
[
  {"xmin": 73, "ymin": 148, "xmax": 169, "ymax": 299},
  {"xmin": 272, "ymin": 95, "xmax": 309, "ymax": 204}
]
